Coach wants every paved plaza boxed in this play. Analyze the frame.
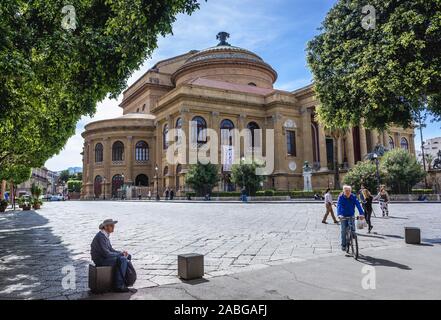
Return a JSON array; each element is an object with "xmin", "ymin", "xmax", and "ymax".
[{"xmin": 0, "ymin": 201, "xmax": 440, "ymax": 300}]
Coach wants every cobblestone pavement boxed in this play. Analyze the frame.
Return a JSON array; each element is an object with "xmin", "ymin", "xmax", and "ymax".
[{"xmin": 0, "ymin": 201, "xmax": 440, "ymax": 300}]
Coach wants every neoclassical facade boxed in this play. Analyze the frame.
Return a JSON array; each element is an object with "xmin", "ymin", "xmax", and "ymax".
[{"xmin": 81, "ymin": 32, "xmax": 415, "ymax": 199}]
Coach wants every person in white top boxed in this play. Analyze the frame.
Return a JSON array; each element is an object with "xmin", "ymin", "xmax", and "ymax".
[{"xmin": 322, "ymin": 188, "xmax": 339, "ymax": 224}]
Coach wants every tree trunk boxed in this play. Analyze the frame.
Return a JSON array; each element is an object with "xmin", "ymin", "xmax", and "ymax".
[{"xmin": 333, "ymin": 135, "xmax": 340, "ymax": 190}]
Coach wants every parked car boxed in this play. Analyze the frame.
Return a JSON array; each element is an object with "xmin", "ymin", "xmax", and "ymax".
[{"xmin": 50, "ymin": 195, "xmax": 64, "ymax": 201}]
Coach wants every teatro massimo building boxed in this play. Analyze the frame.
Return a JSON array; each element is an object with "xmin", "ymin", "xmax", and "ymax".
[{"xmin": 81, "ymin": 32, "xmax": 415, "ymax": 199}]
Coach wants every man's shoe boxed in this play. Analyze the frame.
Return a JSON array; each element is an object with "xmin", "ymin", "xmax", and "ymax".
[
  {"xmin": 341, "ymin": 247, "xmax": 346, "ymax": 251},
  {"xmin": 322, "ymin": 221, "xmax": 328, "ymax": 224},
  {"xmin": 114, "ymin": 286, "xmax": 130, "ymax": 293},
  {"xmin": 334, "ymin": 221, "xmax": 340, "ymax": 225}
]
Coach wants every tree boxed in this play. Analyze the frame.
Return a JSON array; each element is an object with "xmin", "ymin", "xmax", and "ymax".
[
  {"xmin": 59, "ymin": 170, "xmax": 70, "ymax": 183},
  {"xmin": 231, "ymin": 161, "xmax": 265, "ymax": 196},
  {"xmin": 343, "ymin": 160, "xmax": 382, "ymax": 193},
  {"xmin": 307, "ymin": 0, "xmax": 441, "ymax": 131},
  {"xmin": 67, "ymin": 180, "xmax": 82, "ymax": 193},
  {"xmin": 0, "ymin": 0, "xmax": 202, "ymax": 177},
  {"xmin": 185, "ymin": 163, "xmax": 220, "ymax": 196},
  {"xmin": 381, "ymin": 149, "xmax": 426, "ymax": 193}
]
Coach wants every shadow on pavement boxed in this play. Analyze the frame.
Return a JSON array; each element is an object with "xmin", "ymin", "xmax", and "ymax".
[
  {"xmin": 0, "ymin": 210, "xmax": 89, "ymax": 299},
  {"xmin": 180, "ymin": 278, "xmax": 210, "ymax": 286},
  {"xmin": 358, "ymin": 255, "xmax": 412, "ymax": 270}
]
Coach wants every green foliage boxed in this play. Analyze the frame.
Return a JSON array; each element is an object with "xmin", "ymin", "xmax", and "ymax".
[
  {"xmin": 307, "ymin": 0, "xmax": 441, "ymax": 130},
  {"xmin": 59, "ymin": 170, "xmax": 70, "ymax": 183},
  {"xmin": 0, "ymin": 0, "xmax": 202, "ymax": 176},
  {"xmin": 343, "ymin": 161, "xmax": 382, "ymax": 193},
  {"xmin": 30, "ymin": 183, "xmax": 42, "ymax": 198},
  {"xmin": 231, "ymin": 162, "xmax": 265, "ymax": 196},
  {"xmin": 0, "ymin": 164, "xmax": 31, "ymax": 184},
  {"xmin": 185, "ymin": 163, "xmax": 220, "ymax": 196},
  {"xmin": 381, "ymin": 149, "xmax": 426, "ymax": 193},
  {"xmin": 67, "ymin": 180, "xmax": 82, "ymax": 193}
]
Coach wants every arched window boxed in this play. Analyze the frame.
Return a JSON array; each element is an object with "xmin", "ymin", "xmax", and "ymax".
[
  {"xmin": 191, "ymin": 116, "xmax": 207, "ymax": 144},
  {"xmin": 95, "ymin": 143, "xmax": 103, "ymax": 163},
  {"xmin": 163, "ymin": 124, "xmax": 169, "ymax": 150},
  {"xmin": 94, "ymin": 175, "xmax": 102, "ymax": 198},
  {"xmin": 112, "ymin": 141, "xmax": 124, "ymax": 161},
  {"xmin": 111, "ymin": 174, "xmax": 124, "ymax": 197},
  {"xmin": 400, "ymin": 137, "xmax": 409, "ymax": 150},
  {"xmin": 135, "ymin": 141, "xmax": 149, "ymax": 161},
  {"xmin": 163, "ymin": 166, "xmax": 169, "ymax": 176},
  {"xmin": 247, "ymin": 122, "xmax": 261, "ymax": 149},
  {"xmin": 175, "ymin": 118, "xmax": 183, "ymax": 144},
  {"xmin": 389, "ymin": 136, "xmax": 395, "ymax": 150},
  {"xmin": 135, "ymin": 174, "xmax": 149, "ymax": 187},
  {"xmin": 248, "ymin": 82, "xmax": 257, "ymax": 86},
  {"xmin": 220, "ymin": 119, "xmax": 235, "ymax": 146}
]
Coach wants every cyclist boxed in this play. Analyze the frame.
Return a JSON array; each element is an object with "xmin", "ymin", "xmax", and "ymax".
[{"xmin": 337, "ymin": 185, "xmax": 365, "ymax": 251}]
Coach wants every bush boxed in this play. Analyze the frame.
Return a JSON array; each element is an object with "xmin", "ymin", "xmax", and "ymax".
[
  {"xmin": 67, "ymin": 180, "xmax": 82, "ymax": 193},
  {"xmin": 381, "ymin": 149, "xmax": 427, "ymax": 194},
  {"xmin": 343, "ymin": 161, "xmax": 382, "ymax": 193},
  {"xmin": 185, "ymin": 163, "xmax": 220, "ymax": 197},
  {"xmin": 231, "ymin": 162, "xmax": 265, "ymax": 196}
]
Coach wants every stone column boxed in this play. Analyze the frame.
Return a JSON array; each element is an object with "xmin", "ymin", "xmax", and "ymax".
[
  {"xmin": 301, "ymin": 108, "xmax": 313, "ymax": 165},
  {"xmin": 318, "ymin": 124, "xmax": 328, "ymax": 171},
  {"xmin": 126, "ymin": 136, "xmax": 134, "ymax": 184},
  {"xmin": 337, "ymin": 136, "xmax": 344, "ymax": 165},
  {"xmin": 180, "ymin": 108, "xmax": 190, "ymax": 174},
  {"xmin": 272, "ymin": 113, "xmax": 284, "ymax": 175},
  {"xmin": 346, "ymin": 129, "xmax": 355, "ymax": 168},
  {"xmin": 238, "ymin": 114, "xmax": 247, "ymax": 159},
  {"xmin": 360, "ymin": 126, "xmax": 368, "ymax": 159},
  {"xmin": 103, "ymin": 137, "xmax": 111, "ymax": 199},
  {"xmin": 409, "ymin": 134, "xmax": 416, "ymax": 155},
  {"xmin": 394, "ymin": 132, "xmax": 401, "ymax": 150},
  {"xmin": 87, "ymin": 140, "xmax": 94, "ymax": 198}
]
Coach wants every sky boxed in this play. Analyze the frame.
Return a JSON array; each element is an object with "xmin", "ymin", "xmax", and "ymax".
[{"xmin": 44, "ymin": 0, "xmax": 441, "ymax": 171}]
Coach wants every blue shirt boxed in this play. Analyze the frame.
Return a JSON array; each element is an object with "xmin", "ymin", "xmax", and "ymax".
[{"xmin": 337, "ymin": 193, "xmax": 365, "ymax": 217}]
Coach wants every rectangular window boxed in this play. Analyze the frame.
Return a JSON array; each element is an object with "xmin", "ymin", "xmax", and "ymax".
[{"xmin": 287, "ymin": 131, "xmax": 296, "ymax": 156}]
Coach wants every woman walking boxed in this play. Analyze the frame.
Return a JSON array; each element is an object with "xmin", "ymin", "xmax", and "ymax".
[
  {"xmin": 374, "ymin": 186, "xmax": 390, "ymax": 217},
  {"xmin": 322, "ymin": 188, "xmax": 339, "ymax": 224},
  {"xmin": 362, "ymin": 189, "xmax": 374, "ymax": 233}
]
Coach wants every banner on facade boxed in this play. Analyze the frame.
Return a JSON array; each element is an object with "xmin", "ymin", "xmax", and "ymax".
[{"xmin": 222, "ymin": 145, "xmax": 234, "ymax": 172}]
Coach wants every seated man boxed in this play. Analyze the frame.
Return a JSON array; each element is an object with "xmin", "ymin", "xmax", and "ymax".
[{"xmin": 90, "ymin": 219, "xmax": 131, "ymax": 292}]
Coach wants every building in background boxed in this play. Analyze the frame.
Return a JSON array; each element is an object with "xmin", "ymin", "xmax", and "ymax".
[
  {"xmin": 81, "ymin": 32, "xmax": 416, "ymax": 199},
  {"xmin": 417, "ymin": 137, "xmax": 441, "ymax": 168},
  {"xmin": 15, "ymin": 167, "xmax": 59, "ymax": 197}
]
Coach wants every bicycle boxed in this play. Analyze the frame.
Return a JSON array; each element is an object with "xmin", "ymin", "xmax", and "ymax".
[{"xmin": 340, "ymin": 216, "xmax": 359, "ymax": 260}]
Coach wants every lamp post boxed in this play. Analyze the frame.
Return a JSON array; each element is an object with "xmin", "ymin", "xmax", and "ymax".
[
  {"xmin": 121, "ymin": 174, "xmax": 125, "ymax": 200},
  {"xmin": 103, "ymin": 177, "xmax": 106, "ymax": 200},
  {"xmin": 155, "ymin": 164, "xmax": 160, "ymax": 201},
  {"xmin": 241, "ymin": 157, "xmax": 246, "ymax": 195},
  {"xmin": 373, "ymin": 153, "xmax": 381, "ymax": 191}
]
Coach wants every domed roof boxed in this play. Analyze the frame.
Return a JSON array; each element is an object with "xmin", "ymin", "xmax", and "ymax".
[{"xmin": 172, "ymin": 32, "xmax": 277, "ymax": 85}]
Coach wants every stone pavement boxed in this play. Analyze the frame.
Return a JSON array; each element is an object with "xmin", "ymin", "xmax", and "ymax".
[
  {"xmin": 88, "ymin": 244, "xmax": 441, "ymax": 300},
  {"xmin": 0, "ymin": 201, "xmax": 440, "ymax": 300}
]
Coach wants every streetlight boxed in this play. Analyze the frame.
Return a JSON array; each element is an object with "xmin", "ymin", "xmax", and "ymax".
[
  {"xmin": 103, "ymin": 177, "xmax": 106, "ymax": 200},
  {"xmin": 373, "ymin": 153, "xmax": 381, "ymax": 191},
  {"xmin": 155, "ymin": 164, "xmax": 160, "ymax": 201}
]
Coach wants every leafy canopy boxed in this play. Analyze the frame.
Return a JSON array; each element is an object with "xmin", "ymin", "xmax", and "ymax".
[
  {"xmin": 307, "ymin": 0, "xmax": 441, "ymax": 130},
  {"xmin": 0, "ymin": 0, "xmax": 202, "ymax": 177},
  {"xmin": 231, "ymin": 161, "xmax": 265, "ymax": 196},
  {"xmin": 185, "ymin": 162, "xmax": 220, "ymax": 196}
]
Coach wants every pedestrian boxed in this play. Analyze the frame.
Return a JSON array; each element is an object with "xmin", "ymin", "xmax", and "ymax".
[
  {"xmin": 165, "ymin": 187, "xmax": 170, "ymax": 200},
  {"xmin": 322, "ymin": 188, "xmax": 338, "ymax": 224},
  {"xmin": 361, "ymin": 188, "xmax": 374, "ymax": 233},
  {"xmin": 240, "ymin": 187, "xmax": 248, "ymax": 202},
  {"xmin": 148, "ymin": 189, "xmax": 152, "ymax": 200},
  {"xmin": 170, "ymin": 188, "xmax": 174, "ymax": 200},
  {"xmin": 374, "ymin": 186, "xmax": 390, "ymax": 217}
]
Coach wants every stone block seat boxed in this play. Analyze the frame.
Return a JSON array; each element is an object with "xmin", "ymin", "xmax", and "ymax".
[{"xmin": 88, "ymin": 264, "xmax": 114, "ymax": 294}]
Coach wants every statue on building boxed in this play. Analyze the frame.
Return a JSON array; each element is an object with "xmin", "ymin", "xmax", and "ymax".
[
  {"xmin": 433, "ymin": 150, "xmax": 441, "ymax": 170},
  {"xmin": 303, "ymin": 161, "xmax": 313, "ymax": 192}
]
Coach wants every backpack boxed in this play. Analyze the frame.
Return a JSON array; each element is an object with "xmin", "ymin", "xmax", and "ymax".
[{"xmin": 117, "ymin": 258, "xmax": 137, "ymax": 287}]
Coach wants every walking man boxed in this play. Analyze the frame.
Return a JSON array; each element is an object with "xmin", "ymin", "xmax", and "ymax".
[{"xmin": 322, "ymin": 188, "xmax": 338, "ymax": 224}]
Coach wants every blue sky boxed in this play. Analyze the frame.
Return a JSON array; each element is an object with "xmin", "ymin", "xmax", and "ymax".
[{"xmin": 45, "ymin": 0, "xmax": 440, "ymax": 171}]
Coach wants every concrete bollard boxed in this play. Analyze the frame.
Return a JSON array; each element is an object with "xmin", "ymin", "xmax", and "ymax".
[
  {"xmin": 88, "ymin": 264, "xmax": 114, "ymax": 293},
  {"xmin": 405, "ymin": 227, "xmax": 421, "ymax": 245},
  {"xmin": 178, "ymin": 253, "xmax": 204, "ymax": 280}
]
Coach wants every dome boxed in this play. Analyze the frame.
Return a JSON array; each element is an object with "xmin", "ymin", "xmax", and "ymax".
[{"xmin": 172, "ymin": 32, "xmax": 277, "ymax": 88}]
